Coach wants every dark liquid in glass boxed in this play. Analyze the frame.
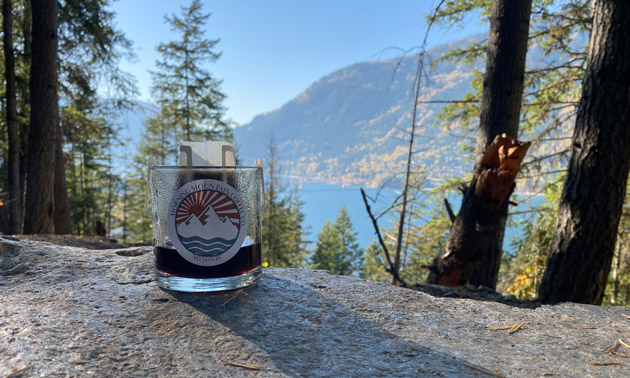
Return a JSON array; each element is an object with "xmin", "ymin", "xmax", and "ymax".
[{"xmin": 155, "ymin": 241, "xmax": 261, "ymax": 278}]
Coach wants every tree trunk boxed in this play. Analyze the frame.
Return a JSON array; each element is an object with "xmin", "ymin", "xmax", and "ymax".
[
  {"xmin": 469, "ymin": 0, "xmax": 532, "ymax": 287},
  {"xmin": 426, "ymin": 0, "xmax": 532, "ymax": 288},
  {"xmin": 427, "ymin": 135, "xmax": 530, "ymax": 286},
  {"xmin": 19, "ymin": 0, "xmax": 32, "ymax": 208},
  {"xmin": 54, "ymin": 119, "xmax": 73, "ymax": 234},
  {"xmin": 474, "ymin": 0, "xmax": 532, "ymax": 164},
  {"xmin": 538, "ymin": 0, "xmax": 630, "ymax": 305},
  {"xmin": 3, "ymin": 0, "xmax": 23, "ymax": 234},
  {"xmin": 23, "ymin": 0, "xmax": 58, "ymax": 234}
]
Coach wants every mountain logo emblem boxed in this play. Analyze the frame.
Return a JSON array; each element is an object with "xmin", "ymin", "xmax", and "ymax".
[{"xmin": 167, "ymin": 179, "xmax": 247, "ymax": 266}]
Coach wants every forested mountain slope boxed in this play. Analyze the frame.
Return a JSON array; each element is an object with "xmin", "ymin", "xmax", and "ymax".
[{"xmin": 234, "ymin": 35, "xmax": 486, "ymax": 188}]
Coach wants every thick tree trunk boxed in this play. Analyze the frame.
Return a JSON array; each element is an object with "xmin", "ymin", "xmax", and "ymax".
[
  {"xmin": 468, "ymin": 0, "xmax": 532, "ymax": 287},
  {"xmin": 475, "ymin": 0, "xmax": 532, "ymax": 163},
  {"xmin": 23, "ymin": 0, "xmax": 58, "ymax": 234},
  {"xmin": 538, "ymin": 0, "xmax": 630, "ymax": 305},
  {"xmin": 426, "ymin": 0, "xmax": 532, "ymax": 288},
  {"xmin": 427, "ymin": 135, "xmax": 530, "ymax": 286},
  {"xmin": 3, "ymin": 0, "xmax": 23, "ymax": 234}
]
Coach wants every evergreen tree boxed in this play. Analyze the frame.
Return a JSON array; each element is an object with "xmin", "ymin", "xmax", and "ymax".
[
  {"xmin": 57, "ymin": 0, "xmax": 137, "ymax": 236},
  {"xmin": 262, "ymin": 138, "xmax": 308, "ymax": 267},
  {"xmin": 151, "ymin": 0, "xmax": 230, "ymax": 142},
  {"xmin": 120, "ymin": 105, "xmax": 175, "ymax": 243},
  {"xmin": 539, "ymin": 0, "xmax": 630, "ymax": 305},
  {"xmin": 138, "ymin": 108, "xmax": 178, "ymax": 165},
  {"xmin": 311, "ymin": 206, "xmax": 363, "ymax": 276},
  {"xmin": 417, "ymin": 0, "xmax": 591, "ymax": 291},
  {"xmin": 0, "ymin": 0, "xmax": 135, "ymax": 235},
  {"xmin": 23, "ymin": 0, "xmax": 59, "ymax": 234},
  {"xmin": 311, "ymin": 220, "xmax": 338, "ymax": 272},
  {"xmin": 427, "ymin": 0, "xmax": 533, "ymax": 289},
  {"xmin": 361, "ymin": 241, "xmax": 389, "ymax": 282},
  {"xmin": 362, "ymin": 170, "xmax": 439, "ymax": 285},
  {"xmin": 125, "ymin": 1, "xmax": 233, "ymax": 242}
]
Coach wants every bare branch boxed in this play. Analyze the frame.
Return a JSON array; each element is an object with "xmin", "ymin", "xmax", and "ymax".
[{"xmin": 360, "ymin": 188, "xmax": 407, "ymax": 286}]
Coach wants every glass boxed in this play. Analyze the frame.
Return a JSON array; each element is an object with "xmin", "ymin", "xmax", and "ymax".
[{"xmin": 150, "ymin": 165, "xmax": 263, "ymax": 292}]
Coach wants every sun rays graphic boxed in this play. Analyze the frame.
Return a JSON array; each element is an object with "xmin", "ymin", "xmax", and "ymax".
[{"xmin": 176, "ymin": 189, "xmax": 240, "ymax": 228}]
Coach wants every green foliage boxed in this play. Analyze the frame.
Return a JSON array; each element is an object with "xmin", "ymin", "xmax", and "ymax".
[
  {"xmin": 124, "ymin": 0, "xmax": 234, "ymax": 242},
  {"xmin": 432, "ymin": 0, "xmax": 491, "ymax": 28},
  {"xmin": 361, "ymin": 241, "xmax": 389, "ymax": 282},
  {"xmin": 425, "ymin": 0, "xmax": 596, "ymax": 296},
  {"xmin": 311, "ymin": 206, "xmax": 363, "ymax": 276},
  {"xmin": 361, "ymin": 181, "xmax": 452, "ymax": 284},
  {"xmin": 497, "ymin": 175, "xmax": 563, "ymax": 298},
  {"xmin": 58, "ymin": 0, "xmax": 138, "ymax": 106},
  {"xmin": 57, "ymin": 0, "xmax": 137, "ymax": 237},
  {"xmin": 262, "ymin": 139, "xmax": 309, "ymax": 267},
  {"xmin": 432, "ymin": 0, "xmax": 589, "ymax": 166},
  {"xmin": 262, "ymin": 186, "xmax": 309, "ymax": 268},
  {"xmin": 139, "ymin": 108, "xmax": 179, "ymax": 165},
  {"xmin": 151, "ymin": 0, "xmax": 230, "ymax": 142},
  {"xmin": 119, "ymin": 161, "xmax": 153, "ymax": 244},
  {"xmin": 602, "ymin": 179, "xmax": 630, "ymax": 305}
]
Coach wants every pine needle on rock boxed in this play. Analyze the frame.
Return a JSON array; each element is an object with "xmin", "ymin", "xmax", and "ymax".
[
  {"xmin": 219, "ymin": 359, "xmax": 262, "ymax": 370},
  {"xmin": 462, "ymin": 362, "xmax": 504, "ymax": 377},
  {"xmin": 2, "ymin": 365, "xmax": 34, "ymax": 378},
  {"xmin": 590, "ymin": 361, "xmax": 622, "ymax": 366}
]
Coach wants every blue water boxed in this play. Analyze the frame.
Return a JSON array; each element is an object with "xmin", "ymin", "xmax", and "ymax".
[
  {"xmin": 296, "ymin": 183, "xmax": 544, "ymax": 253},
  {"xmin": 179, "ymin": 235, "xmax": 236, "ymax": 256},
  {"xmin": 298, "ymin": 183, "xmax": 398, "ymax": 248}
]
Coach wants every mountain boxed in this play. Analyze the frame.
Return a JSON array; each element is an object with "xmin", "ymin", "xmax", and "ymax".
[
  {"xmin": 234, "ymin": 35, "xmax": 487, "ymax": 188},
  {"xmin": 177, "ymin": 204, "xmax": 239, "ymax": 241}
]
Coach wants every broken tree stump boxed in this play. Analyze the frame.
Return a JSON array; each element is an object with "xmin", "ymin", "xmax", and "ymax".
[{"xmin": 427, "ymin": 134, "xmax": 530, "ymax": 288}]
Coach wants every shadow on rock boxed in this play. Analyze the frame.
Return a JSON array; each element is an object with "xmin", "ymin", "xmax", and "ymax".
[{"xmin": 165, "ymin": 272, "xmax": 491, "ymax": 377}]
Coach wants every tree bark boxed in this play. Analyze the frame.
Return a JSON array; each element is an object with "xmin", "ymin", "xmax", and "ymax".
[
  {"xmin": 427, "ymin": 135, "xmax": 530, "ymax": 286},
  {"xmin": 538, "ymin": 0, "xmax": 630, "ymax": 305},
  {"xmin": 426, "ymin": 0, "xmax": 532, "ymax": 288},
  {"xmin": 469, "ymin": 0, "xmax": 532, "ymax": 287},
  {"xmin": 19, "ymin": 0, "xmax": 32, "ymax": 207},
  {"xmin": 475, "ymin": 0, "xmax": 531, "ymax": 164},
  {"xmin": 3, "ymin": 0, "xmax": 23, "ymax": 234},
  {"xmin": 23, "ymin": 0, "xmax": 58, "ymax": 234}
]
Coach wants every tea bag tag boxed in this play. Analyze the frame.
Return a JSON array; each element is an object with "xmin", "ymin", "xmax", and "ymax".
[{"xmin": 178, "ymin": 141, "xmax": 235, "ymax": 166}]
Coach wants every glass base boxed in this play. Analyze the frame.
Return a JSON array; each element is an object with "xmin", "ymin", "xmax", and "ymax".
[{"xmin": 155, "ymin": 266, "xmax": 262, "ymax": 292}]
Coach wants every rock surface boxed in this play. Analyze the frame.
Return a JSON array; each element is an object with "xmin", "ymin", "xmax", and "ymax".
[{"xmin": 2, "ymin": 237, "xmax": 630, "ymax": 377}]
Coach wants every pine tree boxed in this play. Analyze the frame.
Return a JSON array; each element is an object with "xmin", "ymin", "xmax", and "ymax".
[
  {"xmin": 311, "ymin": 220, "xmax": 338, "ymax": 272},
  {"xmin": 427, "ymin": 0, "xmax": 533, "ymax": 289},
  {"xmin": 361, "ymin": 241, "xmax": 389, "ymax": 282},
  {"xmin": 124, "ymin": 1, "xmax": 234, "ymax": 242},
  {"xmin": 262, "ymin": 138, "xmax": 308, "ymax": 267},
  {"xmin": 311, "ymin": 206, "xmax": 363, "ymax": 276},
  {"xmin": 151, "ymin": 0, "xmax": 230, "ymax": 143},
  {"xmin": 539, "ymin": 0, "xmax": 630, "ymax": 305},
  {"xmin": 23, "ymin": 0, "xmax": 59, "ymax": 234}
]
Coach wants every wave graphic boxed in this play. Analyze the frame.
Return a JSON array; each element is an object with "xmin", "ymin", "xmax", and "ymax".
[{"xmin": 179, "ymin": 235, "xmax": 237, "ymax": 256}]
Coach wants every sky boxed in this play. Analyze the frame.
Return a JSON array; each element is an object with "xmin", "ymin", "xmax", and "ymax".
[{"xmin": 111, "ymin": 0, "xmax": 486, "ymax": 126}]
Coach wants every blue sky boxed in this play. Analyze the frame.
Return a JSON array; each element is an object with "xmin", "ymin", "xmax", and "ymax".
[{"xmin": 112, "ymin": 0, "xmax": 486, "ymax": 126}]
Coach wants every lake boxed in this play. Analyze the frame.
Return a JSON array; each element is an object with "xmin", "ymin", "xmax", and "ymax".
[
  {"xmin": 295, "ymin": 182, "xmax": 544, "ymax": 253},
  {"xmin": 298, "ymin": 183, "xmax": 398, "ymax": 248}
]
